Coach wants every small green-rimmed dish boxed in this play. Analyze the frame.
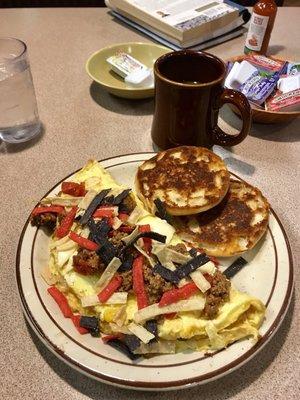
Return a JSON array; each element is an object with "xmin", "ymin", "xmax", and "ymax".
[{"xmin": 86, "ymin": 42, "xmax": 171, "ymax": 99}]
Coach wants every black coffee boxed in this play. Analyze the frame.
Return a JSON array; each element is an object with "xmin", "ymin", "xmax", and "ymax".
[{"xmin": 157, "ymin": 51, "xmax": 224, "ymax": 84}]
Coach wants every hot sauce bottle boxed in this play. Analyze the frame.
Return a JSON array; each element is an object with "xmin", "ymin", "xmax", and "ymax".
[{"xmin": 244, "ymin": 0, "xmax": 277, "ymax": 55}]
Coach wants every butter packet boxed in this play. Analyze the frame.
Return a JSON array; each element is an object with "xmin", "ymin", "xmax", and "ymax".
[
  {"xmin": 107, "ymin": 52, "xmax": 147, "ymax": 78},
  {"xmin": 277, "ymin": 74, "xmax": 300, "ymax": 94},
  {"xmin": 106, "ymin": 51, "xmax": 153, "ymax": 87}
]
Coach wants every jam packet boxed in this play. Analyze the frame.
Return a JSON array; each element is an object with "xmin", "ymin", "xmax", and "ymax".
[
  {"xmin": 265, "ymin": 88, "xmax": 300, "ymax": 112},
  {"xmin": 236, "ymin": 55, "xmax": 287, "ymax": 106},
  {"xmin": 244, "ymin": 54, "xmax": 287, "ymax": 75},
  {"xmin": 239, "ymin": 70, "xmax": 281, "ymax": 106}
]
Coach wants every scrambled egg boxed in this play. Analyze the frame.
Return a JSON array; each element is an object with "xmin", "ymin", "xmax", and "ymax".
[
  {"xmin": 48, "ymin": 160, "xmax": 265, "ymax": 352},
  {"xmin": 158, "ymin": 289, "xmax": 265, "ymax": 350}
]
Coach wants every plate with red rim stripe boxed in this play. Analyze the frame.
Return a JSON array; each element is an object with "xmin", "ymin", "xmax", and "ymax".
[{"xmin": 16, "ymin": 152, "xmax": 294, "ymax": 391}]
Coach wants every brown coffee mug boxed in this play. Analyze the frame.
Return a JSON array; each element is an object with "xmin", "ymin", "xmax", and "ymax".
[{"xmin": 151, "ymin": 50, "xmax": 251, "ymax": 149}]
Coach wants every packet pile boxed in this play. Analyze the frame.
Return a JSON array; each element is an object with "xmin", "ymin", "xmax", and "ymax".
[{"xmin": 225, "ymin": 54, "xmax": 300, "ymax": 112}]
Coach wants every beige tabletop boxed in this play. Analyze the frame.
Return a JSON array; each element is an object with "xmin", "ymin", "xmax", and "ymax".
[{"xmin": 0, "ymin": 6, "xmax": 299, "ymax": 400}]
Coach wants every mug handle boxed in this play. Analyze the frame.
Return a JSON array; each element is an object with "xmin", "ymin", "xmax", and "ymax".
[{"xmin": 211, "ymin": 88, "xmax": 252, "ymax": 146}]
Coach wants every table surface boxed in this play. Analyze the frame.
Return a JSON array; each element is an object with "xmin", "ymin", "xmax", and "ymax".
[{"xmin": 0, "ymin": 6, "xmax": 299, "ymax": 400}]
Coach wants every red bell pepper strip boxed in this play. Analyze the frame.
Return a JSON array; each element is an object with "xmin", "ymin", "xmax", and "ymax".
[
  {"xmin": 159, "ymin": 282, "xmax": 199, "ymax": 307},
  {"xmin": 209, "ymin": 255, "xmax": 220, "ymax": 266},
  {"xmin": 102, "ymin": 333, "xmax": 124, "ymax": 343},
  {"xmin": 31, "ymin": 205, "xmax": 65, "ymax": 216},
  {"xmin": 98, "ymin": 275, "xmax": 123, "ymax": 303},
  {"xmin": 55, "ymin": 206, "xmax": 78, "ymax": 239},
  {"xmin": 119, "ymin": 225, "xmax": 134, "ymax": 233},
  {"xmin": 69, "ymin": 231, "xmax": 99, "ymax": 251},
  {"xmin": 47, "ymin": 286, "xmax": 73, "ymax": 318},
  {"xmin": 118, "ymin": 212, "xmax": 129, "ymax": 222},
  {"xmin": 61, "ymin": 181, "xmax": 86, "ymax": 197},
  {"xmin": 107, "ymin": 217, "xmax": 114, "ymax": 227},
  {"xmin": 164, "ymin": 312, "xmax": 177, "ymax": 319},
  {"xmin": 93, "ymin": 208, "xmax": 115, "ymax": 218},
  {"xmin": 71, "ymin": 314, "xmax": 89, "ymax": 334},
  {"xmin": 132, "ymin": 255, "xmax": 148, "ymax": 309},
  {"xmin": 138, "ymin": 224, "xmax": 152, "ymax": 253}
]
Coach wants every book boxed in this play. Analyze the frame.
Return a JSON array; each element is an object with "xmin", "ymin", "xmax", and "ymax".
[
  {"xmin": 105, "ymin": 0, "xmax": 250, "ymax": 48},
  {"xmin": 110, "ymin": 10, "xmax": 246, "ymax": 51}
]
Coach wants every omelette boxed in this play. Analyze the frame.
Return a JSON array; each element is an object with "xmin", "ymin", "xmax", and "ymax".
[{"xmin": 31, "ymin": 160, "xmax": 265, "ymax": 359}]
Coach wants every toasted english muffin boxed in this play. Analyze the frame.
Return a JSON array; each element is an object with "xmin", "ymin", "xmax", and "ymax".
[
  {"xmin": 173, "ymin": 180, "xmax": 270, "ymax": 257},
  {"xmin": 135, "ymin": 146, "xmax": 230, "ymax": 216}
]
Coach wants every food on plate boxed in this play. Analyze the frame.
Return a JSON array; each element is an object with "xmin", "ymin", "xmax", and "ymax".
[
  {"xmin": 135, "ymin": 146, "xmax": 230, "ymax": 216},
  {"xmin": 172, "ymin": 180, "xmax": 270, "ymax": 257},
  {"xmin": 30, "ymin": 159, "xmax": 266, "ymax": 360},
  {"xmin": 135, "ymin": 146, "xmax": 270, "ymax": 257}
]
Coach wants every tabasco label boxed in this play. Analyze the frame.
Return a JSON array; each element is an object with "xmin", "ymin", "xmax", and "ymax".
[{"xmin": 245, "ymin": 12, "xmax": 269, "ymax": 51}]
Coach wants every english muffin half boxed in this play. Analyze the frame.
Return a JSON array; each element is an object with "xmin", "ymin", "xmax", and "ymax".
[
  {"xmin": 173, "ymin": 180, "xmax": 270, "ymax": 257},
  {"xmin": 135, "ymin": 146, "xmax": 230, "ymax": 216}
]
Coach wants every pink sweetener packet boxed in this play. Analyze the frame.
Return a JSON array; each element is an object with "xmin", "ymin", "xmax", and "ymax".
[{"xmin": 265, "ymin": 88, "xmax": 300, "ymax": 112}]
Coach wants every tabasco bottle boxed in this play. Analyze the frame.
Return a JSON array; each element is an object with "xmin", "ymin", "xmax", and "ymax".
[{"xmin": 244, "ymin": 0, "xmax": 277, "ymax": 55}]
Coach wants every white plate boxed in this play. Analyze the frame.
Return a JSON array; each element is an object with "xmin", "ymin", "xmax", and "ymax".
[{"xmin": 16, "ymin": 153, "xmax": 294, "ymax": 391}]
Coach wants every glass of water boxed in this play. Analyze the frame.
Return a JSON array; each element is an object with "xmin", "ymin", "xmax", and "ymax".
[{"xmin": 0, "ymin": 38, "xmax": 41, "ymax": 143}]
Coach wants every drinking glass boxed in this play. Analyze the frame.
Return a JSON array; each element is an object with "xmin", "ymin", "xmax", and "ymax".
[{"xmin": 0, "ymin": 37, "xmax": 41, "ymax": 143}]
